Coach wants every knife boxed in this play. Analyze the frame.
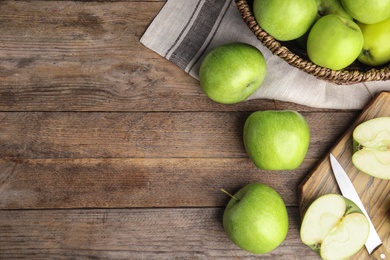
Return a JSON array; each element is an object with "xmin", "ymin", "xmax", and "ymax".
[{"xmin": 330, "ymin": 154, "xmax": 389, "ymax": 260}]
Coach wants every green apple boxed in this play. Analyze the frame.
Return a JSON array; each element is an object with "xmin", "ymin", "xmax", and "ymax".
[
  {"xmin": 300, "ymin": 194, "xmax": 370, "ymax": 260},
  {"xmin": 341, "ymin": 0, "xmax": 390, "ymax": 24},
  {"xmin": 357, "ymin": 17, "xmax": 390, "ymax": 67},
  {"xmin": 352, "ymin": 117, "xmax": 390, "ymax": 179},
  {"xmin": 307, "ymin": 14, "xmax": 364, "ymax": 70},
  {"xmin": 253, "ymin": 0, "xmax": 317, "ymax": 41},
  {"xmin": 199, "ymin": 42, "xmax": 266, "ymax": 104},
  {"xmin": 316, "ymin": 0, "xmax": 352, "ymax": 20},
  {"xmin": 294, "ymin": 0, "xmax": 352, "ymax": 49},
  {"xmin": 222, "ymin": 183, "xmax": 288, "ymax": 254},
  {"xmin": 243, "ymin": 110, "xmax": 310, "ymax": 170}
]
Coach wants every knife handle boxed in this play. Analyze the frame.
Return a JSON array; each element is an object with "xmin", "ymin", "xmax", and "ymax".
[{"xmin": 371, "ymin": 244, "xmax": 389, "ymax": 260}]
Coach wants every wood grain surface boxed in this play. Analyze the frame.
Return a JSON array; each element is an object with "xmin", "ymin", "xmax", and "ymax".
[
  {"xmin": 0, "ymin": 208, "xmax": 318, "ymax": 260},
  {"xmin": 0, "ymin": 0, "xmax": 382, "ymax": 259},
  {"xmin": 299, "ymin": 92, "xmax": 390, "ymax": 260}
]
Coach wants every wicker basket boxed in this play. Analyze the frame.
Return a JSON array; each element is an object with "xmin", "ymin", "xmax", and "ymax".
[{"xmin": 235, "ymin": 0, "xmax": 390, "ymax": 85}]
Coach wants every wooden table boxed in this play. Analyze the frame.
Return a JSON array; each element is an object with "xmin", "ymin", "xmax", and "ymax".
[{"xmin": 0, "ymin": 1, "xmax": 363, "ymax": 259}]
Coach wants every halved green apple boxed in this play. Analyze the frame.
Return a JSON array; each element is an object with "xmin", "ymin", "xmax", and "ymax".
[
  {"xmin": 352, "ymin": 117, "xmax": 390, "ymax": 179},
  {"xmin": 300, "ymin": 194, "xmax": 369, "ymax": 260}
]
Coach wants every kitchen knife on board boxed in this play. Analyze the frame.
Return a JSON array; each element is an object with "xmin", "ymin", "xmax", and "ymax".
[{"xmin": 330, "ymin": 154, "xmax": 389, "ymax": 260}]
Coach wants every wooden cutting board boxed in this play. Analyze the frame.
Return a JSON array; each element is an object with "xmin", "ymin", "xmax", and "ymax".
[{"xmin": 298, "ymin": 91, "xmax": 390, "ymax": 260}]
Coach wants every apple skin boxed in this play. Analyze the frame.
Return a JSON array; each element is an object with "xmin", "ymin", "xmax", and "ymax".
[
  {"xmin": 307, "ymin": 14, "xmax": 363, "ymax": 70},
  {"xmin": 300, "ymin": 194, "xmax": 370, "ymax": 260},
  {"xmin": 295, "ymin": 0, "xmax": 352, "ymax": 49},
  {"xmin": 243, "ymin": 110, "xmax": 310, "ymax": 170},
  {"xmin": 352, "ymin": 117, "xmax": 390, "ymax": 179},
  {"xmin": 223, "ymin": 183, "xmax": 288, "ymax": 254},
  {"xmin": 341, "ymin": 0, "xmax": 390, "ymax": 24},
  {"xmin": 199, "ymin": 42, "xmax": 266, "ymax": 105},
  {"xmin": 316, "ymin": 0, "xmax": 352, "ymax": 20},
  {"xmin": 295, "ymin": 0, "xmax": 353, "ymax": 50},
  {"xmin": 357, "ymin": 17, "xmax": 390, "ymax": 67},
  {"xmin": 253, "ymin": 0, "xmax": 317, "ymax": 41}
]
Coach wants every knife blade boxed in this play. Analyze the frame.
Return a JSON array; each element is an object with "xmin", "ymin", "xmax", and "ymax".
[{"xmin": 330, "ymin": 154, "xmax": 389, "ymax": 260}]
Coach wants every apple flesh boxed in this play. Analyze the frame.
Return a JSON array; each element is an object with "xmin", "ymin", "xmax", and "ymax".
[
  {"xmin": 243, "ymin": 110, "xmax": 310, "ymax": 170},
  {"xmin": 199, "ymin": 42, "xmax": 266, "ymax": 105},
  {"xmin": 357, "ymin": 17, "xmax": 390, "ymax": 67},
  {"xmin": 300, "ymin": 194, "xmax": 370, "ymax": 260},
  {"xmin": 223, "ymin": 183, "xmax": 289, "ymax": 254},
  {"xmin": 352, "ymin": 117, "xmax": 390, "ymax": 179},
  {"xmin": 253, "ymin": 0, "xmax": 317, "ymax": 41},
  {"xmin": 307, "ymin": 14, "xmax": 363, "ymax": 70}
]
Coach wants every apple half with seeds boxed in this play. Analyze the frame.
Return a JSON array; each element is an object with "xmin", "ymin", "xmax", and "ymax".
[
  {"xmin": 300, "ymin": 194, "xmax": 369, "ymax": 260},
  {"xmin": 352, "ymin": 117, "xmax": 390, "ymax": 179}
]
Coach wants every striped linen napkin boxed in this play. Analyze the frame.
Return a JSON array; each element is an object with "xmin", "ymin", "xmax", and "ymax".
[{"xmin": 140, "ymin": 0, "xmax": 390, "ymax": 109}]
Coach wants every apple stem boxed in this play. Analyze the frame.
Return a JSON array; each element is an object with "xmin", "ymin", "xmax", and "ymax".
[
  {"xmin": 220, "ymin": 188, "xmax": 239, "ymax": 201},
  {"xmin": 356, "ymin": 144, "xmax": 363, "ymax": 151}
]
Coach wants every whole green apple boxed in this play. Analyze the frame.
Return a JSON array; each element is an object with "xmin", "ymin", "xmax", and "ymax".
[
  {"xmin": 300, "ymin": 194, "xmax": 369, "ymax": 260},
  {"xmin": 357, "ymin": 17, "xmax": 390, "ymax": 66},
  {"xmin": 294, "ymin": 0, "xmax": 352, "ymax": 49},
  {"xmin": 199, "ymin": 42, "xmax": 266, "ymax": 105},
  {"xmin": 243, "ymin": 110, "xmax": 310, "ymax": 170},
  {"xmin": 223, "ymin": 183, "xmax": 289, "ymax": 254},
  {"xmin": 307, "ymin": 14, "xmax": 363, "ymax": 70},
  {"xmin": 316, "ymin": 0, "xmax": 352, "ymax": 20},
  {"xmin": 341, "ymin": 0, "xmax": 390, "ymax": 24},
  {"xmin": 253, "ymin": 0, "xmax": 317, "ymax": 41}
]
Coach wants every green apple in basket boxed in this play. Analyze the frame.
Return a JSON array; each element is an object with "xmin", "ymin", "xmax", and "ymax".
[
  {"xmin": 352, "ymin": 117, "xmax": 390, "ymax": 179},
  {"xmin": 300, "ymin": 193, "xmax": 370, "ymax": 260},
  {"xmin": 357, "ymin": 17, "xmax": 390, "ymax": 67},
  {"xmin": 243, "ymin": 110, "xmax": 310, "ymax": 170},
  {"xmin": 294, "ymin": 0, "xmax": 353, "ymax": 49},
  {"xmin": 341, "ymin": 0, "xmax": 390, "ymax": 24},
  {"xmin": 199, "ymin": 42, "xmax": 266, "ymax": 105},
  {"xmin": 222, "ymin": 183, "xmax": 289, "ymax": 254},
  {"xmin": 315, "ymin": 0, "xmax": 352, "ymax": 20},
  {"xmin": 253, "ymin": 0, "xmax": 318, "ymax": 41},
  {"xmin": 307, "ymin": 14, "xmax": 363, "ymax": 70}
]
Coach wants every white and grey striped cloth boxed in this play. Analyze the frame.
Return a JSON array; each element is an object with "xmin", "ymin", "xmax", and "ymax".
[{"xmin": 140, "ymin": 0, "xmax": 390, "ymax": 109}]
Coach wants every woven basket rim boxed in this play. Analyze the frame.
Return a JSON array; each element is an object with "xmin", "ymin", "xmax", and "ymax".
[{"xmin": 235, "ymin": 0, "xmax": 390, "ymax": 85}]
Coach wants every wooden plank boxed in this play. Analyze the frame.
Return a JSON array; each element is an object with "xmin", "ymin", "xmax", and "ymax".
[
  {"xmin": 0, "ymin": 157, "xmax": 319, "ymax": 209},
  {"xmin": 0, "ymin": 207, "xmax": 320, "ymax": 259},
  {"xmin": 0, "ymin": 1, "xmax": 343, "ymax": 112},
  {"xmin": 0, "ymin": 111, "xmax": 358, "ymax": 159}
]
